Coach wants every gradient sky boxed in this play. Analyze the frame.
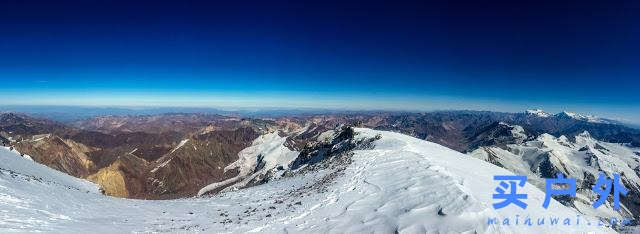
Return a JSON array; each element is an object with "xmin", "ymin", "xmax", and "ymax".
[{"xmin": 1, "ymin": 1, "xmax": 639, "ymax": 122}]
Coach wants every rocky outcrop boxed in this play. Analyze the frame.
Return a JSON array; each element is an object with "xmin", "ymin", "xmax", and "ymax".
[
  {"xmin": 87, "ymin": 152, "xmax": 149, "ymax": 197},
  {"xmin": 464, "ymin": 121, "xmax": 530, "ymax": 151},
  {"xmin": 290, "ymin": 127, "xmax": 379, "ymax": 170},
  {"xmin": 0, "ymin": 134, "xmax": 9, "ymax": 146},
  {"xmin": 87, "ymin": 162, "xmax": 130, "ymax": 197}
]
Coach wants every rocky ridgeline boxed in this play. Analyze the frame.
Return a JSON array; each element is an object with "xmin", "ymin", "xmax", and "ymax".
[{"xmin": 1, "ymin": 110, "xmax": 639, "ymax": 200}]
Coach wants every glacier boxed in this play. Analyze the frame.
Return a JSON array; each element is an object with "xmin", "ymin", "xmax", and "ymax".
[{"xmin": 0, "ymin": 129, "xmax": 618, "ymax": 233}]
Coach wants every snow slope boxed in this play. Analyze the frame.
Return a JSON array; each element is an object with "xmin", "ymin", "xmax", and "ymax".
[
  {"xmin": 499, "ymin": 122, "xmax": 528, "ymax": 141},
  {"xmin": 0, "ymin": 129, "xmax": 615, "ymax": 233},
  {"xmin": 469, "ymin": 131, "xmax": 640, "ymax": 220},
  {"xmin": 197, "ymin": 131, "xmax": 298, "ymax": 196},
  {"xmin": 526, "ymin": 109, "xmax": 618, "ymax": 124},
  {"xmin": 526, "ymin": 109, "xmax": 551, "ymax": 118},
  {"xmin": 556, "ymin": 111, "xmax": 617, "ymax": 124}
]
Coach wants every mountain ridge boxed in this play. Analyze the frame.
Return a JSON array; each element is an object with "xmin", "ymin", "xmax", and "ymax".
[
  {"xmin": 0, "ymin": 128, "xmax": 622, "ymax": 233},
  {"xmin": 2, "ymin": 110, "xmax": 639, "ymax": 199}
]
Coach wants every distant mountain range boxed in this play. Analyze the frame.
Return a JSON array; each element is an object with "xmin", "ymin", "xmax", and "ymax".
[
  {"xmin": 1, "ymin": 109, "xmax": 639, "ymax": 231},
  {"xmin": 2, "ymin": 127, "xmax": 625, "ymax": 233},
  {"xmin": 470, "ymin": 129, "xmax": 640, "ymax": 220},
  {"xmin": 2, "ymin": 109, "xmax": 639, "ymax": 199}
]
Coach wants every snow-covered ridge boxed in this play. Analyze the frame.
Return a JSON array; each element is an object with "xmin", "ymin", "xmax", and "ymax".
[
  {"xmin": 0, "ymin": 146, "xmax": 99, "ymax": 193},
  {"xmin": 170, "ymin": 139, "xmax": 189, "ymax": 154},
  {"xmin": 469, "ymin": 130, "xmax": 640, "ymax": 221},
  {"xmin": 526, "ymin": 109, "xmax": 617, "ymax": 124},
  {"xmin": 555, "ymin": 111, "xmax": 616, "ymax": 124},
  {"xmin": 149, "ymin": 139, "xmax": 191, "ymax": 173},
  {"xmin": 1, "ymin": 128, "xmax": 616, "ymax": 233},
  {"xmin": 499, "ymin": 122, "xmax": 528, "ymax": 140},
  {"xmin": 197, "ymin": 130, "xmax": 298, "ymax": 196},
  {"xmin": 526, "ymin": 109, "xmax": 551, "ymax": 117}
]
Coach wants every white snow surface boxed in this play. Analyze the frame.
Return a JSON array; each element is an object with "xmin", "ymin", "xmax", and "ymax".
[
  {"xmin": 150, "ymin": 139, "xmax": 190, "ymax": 173},
  {"xmin": 197, "ymin": 131, "xmax": 298, "ymax": 196},
  {"xmin": 1, "ymin": 129, "xmax": 615, "ymax": 233},
  {"xmin": 316, "ymin": 129, "xmax": 336, "ymax": 143},
  {"xmin": 469, "ymin": 131, "xmax": 640, "ymax": 220},
  {"xmin": 170, "ymin": 139, "xmax": 190, "ymax": 154},
  {"xmin": 526, "ymin": 109, "xmax": 551, "ymax": 117},
  {"xmin": 498, "ymin": 122, "xmax": 527, "ymax": 141},
  {"xmin": 527, "ymin": 109, "xmax": 617, "ymax": 124},
  {"xmin": 557, "ymin": 111, "xmax": 615, "ymax": 124}
]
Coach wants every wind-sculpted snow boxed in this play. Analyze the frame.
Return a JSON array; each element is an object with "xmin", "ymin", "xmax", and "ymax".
[{"xmin": 0, "ymin": 129, "xmax": 615, "ymax": 233}]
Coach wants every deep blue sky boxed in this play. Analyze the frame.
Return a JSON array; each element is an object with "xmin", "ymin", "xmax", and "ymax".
[{"xmin": 1, "ymin": 1, "xmax": 639, "ymax": 122}]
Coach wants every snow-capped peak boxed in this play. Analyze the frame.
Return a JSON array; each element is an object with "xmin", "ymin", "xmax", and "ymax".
[
  {"xmin": 535, "ymin": 133, "xmax": 556, "ymax": 142},
  {"xmin": 0, "ymin": 129, "xmax": 619, "ymax": 233},
  {"xmin": 525, "ymin": 109, "xmax": 551, "ymax": 117},
  {"xmin": 576, "ymin": 130, "xmax": 592, "ymax": 139},
  {"xmin": 469, "ymin": 128, "xmax": 640, "ymax": 225},
  {"xmin": 557, "ymin": 111, "xmax": 588, "ymax": 119},
  {"xmin": 555, "ymin": 111, "xmax": 614, "ymax": 124}
]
